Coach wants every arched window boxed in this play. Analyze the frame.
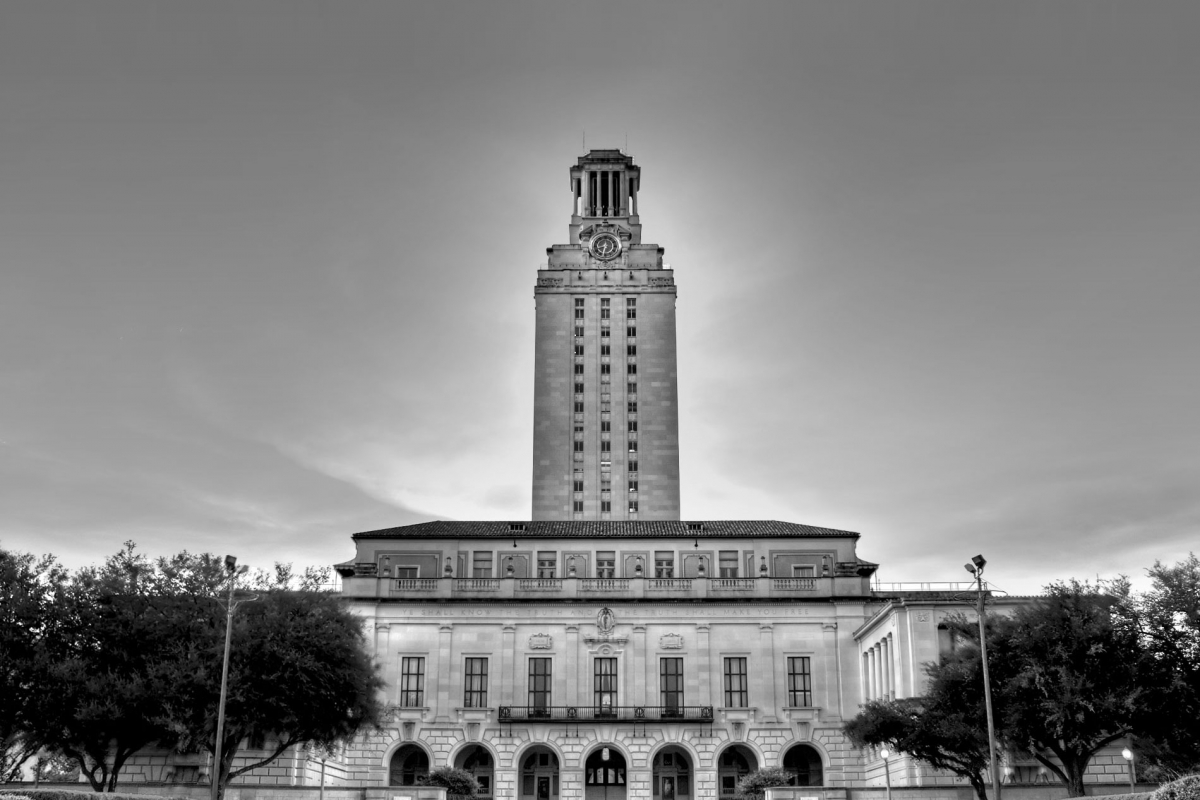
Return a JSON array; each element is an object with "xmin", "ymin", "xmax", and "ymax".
[
  {"xmin": 457, "ymin": 745, "xmax": 494, "ymax": 798},
  {"xmin": 652, "ymin": 746, "xmax": 691, "ymax": 800},
  {"xmin": 783, "ymin": 744, "xmax": 824, "ymax": 787},
  {"xmin": 389, "ymin": 745, "xmax": 429, "ymax": 786},
  {"xmin": 717, "ymin": 745, "xmax": 756, "ymax": 797},
  {"xmin": 520, "ymin": 747, "xmax": 559, "ymax": 800}
]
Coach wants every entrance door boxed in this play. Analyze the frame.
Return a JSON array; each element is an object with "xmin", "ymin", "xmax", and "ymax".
[
  {"xmin": 520, "ymin": 747, "xmax": 559, "ymax": 800},
  {"xmin": 584, "ymin": 748, "xmax": 627, "ymax": 800}
]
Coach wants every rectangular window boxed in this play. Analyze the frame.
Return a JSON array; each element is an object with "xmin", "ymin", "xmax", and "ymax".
[
  {"xmin": 601, "ymin": 344, "xmax": 611, "ymax": 356},
  {"xmin": 576, "ymin": 298, "xmax": 585, "ymax": 307},
  {"xmin": 574, "ymin": 363, "xmax": 584, "ymax": 375},
  {"xmin": 724, "ymin": 657, "xmax": 749, "ymax": 707},
  {"xmin": 597, "ymin": 551, "xmax": 615, "ymax": 578},
  {"xmin": 629, "ymin": 500, "xmax": 639, "ymax": 513},
  {"xmin": 628, "ymin": 480, "xmax": 638, "ymax": 493},
  {"xmin": 575, "ymin": 382, "xmax": 585, "ymax": 394},
  {"xmin": 655, "ymin": 550, "xmax": 674, "ymax": 578},
  {"xmin": 575, "ymin": 326, "xmax": 584, "ymax": 337},
  {"xmin": 601, "ymin": 327, "xmax": 610, "ymax": 338},
  {"xmin": 601, "ymin": 500, "xmax": 611, "ymax": 512},
  {"xmin": 400, "ymin": 657, "xmax": 425, "ymax": 706},
  {"xmin": 627, "ymin": 345, "xmax": 637, "ymax": 356},
  {"xmin": 719, "ymin": 550, "xmax": 738, "ymax": 578},
  {"xmin": 627, "ymin": 382, "xmax": 637, "ymax": 394},
  {"xmin": 628, "ymin": 461, "xmax": 638, "ymax": 473},
  {"xmin": 601, "ymin": 420, "xmax": 611, "ymax": 432},
  {"xmin": 627, "ymin": 364, "xmax": 637, "ymax": 375},
  {"xmin": 793, "ymin": 565, "xmax": 817, "ymax": 578},
  {"xmin": 465, "ymin": 658, "xmax": 488, "ymax": 708},
  {"xmin": 601, "ymin": 477, "xmax": 612, "ymax": 491},
  {"xmin": 576, "ymin": 308, "xmax": 585, "ymax": 319},
  {"xmin": 601, "ymin": 440, "xmax": 611, "ymax": 452},
  {"xmin": 661, "ymin": 657, "xmax": 683, "ymax": 714},
  {"xmin": 628, "ymin": 440, "xmax": 638, "ymax": 452},
  {"xmin": 627, "ymin": 327, "xmax": 636, "ymax": 337},
  {"xmin": 473, "ymin": 552, "xmax": 493, "ymax": 578},
  {"xmin": 601, "ymin": 307, "xmax": 610, "ymax": 320},
  {"xmin": 573, "ymin": 500, "xmax": 583, "ymax": 512},
  {"xmin": 628, "ymin": 401, "xmax": 637, "ymax": 413},
  {"xmin": 595, "ymin": 657, "xmax": 617, "ymax": 712},
  {"xmin": 788, "ymin": 657, "xmax": 813, "ymax": 707},
  {"xmin": 574, "ymin": 401, "xmax": 584, "ymax": 412},
  {"xmin": 529, "ymin": 658, "xmax": 552, "ymax": 713},
  {"xmin": 575, "ymin": 344, "xmax": 584, "ymax": 356},
  {"xmin": 573, "ymin": 478, "xmax": 584, "ymax": 492},
  {"xmin": 537, "ymin": 552, "xmax": 556, "ymax": 579},
  {"xmin": 601, "ymin": 363, "xmax": 611, "ymax": 375},
  {"xmin": 574, "ymin": 441, "xmax": 584, "ymax": 452},
  {"xmin": 628, "ymin": 420, "xmax": 638, "ymax": 432}
]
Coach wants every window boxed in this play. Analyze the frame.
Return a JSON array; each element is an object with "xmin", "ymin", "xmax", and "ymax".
[
  {"xmin": 574, "ymin": 344, "xmax": 584, "ymax": 356},
  {"xmin": 601, "ymin": 477, "xmax": 611, "ymax": 492},
  {"xmin": 628, "ymin": 401, "xmax": 637, "ymax": 413},
  {"xmin": 601, "ymin": 363, "xmax": 611, "ymax": 375},
  {"xmin": 627, "ymin": 383, "xmax": 637, "ymax": 394},
  {"xmin": 655, "ymin": 550, "xmax": 674, "ymax": 578},
  {"xmin": 573, "ymin": 478, "xmax": 584, "ymax": 492},
  {"xmin": 400, "ymin": 657, "xmax": 425, "ymax": 706},
  {"xmin": 473, "ymin": 552, "xmax": 493, "ymax": 578},
  {"xmin": 395, "ymin": 566, "xmax": 418, "ymax": 579},
  {"xmin": 601, "ymin": 298, "xmax": 610, "ymax": 319},
  {"xmin": 595, "ymin": 657, "xmax": 617, "ymax": 713},
  {"xmin": 465, "ymin": 658, "xmax": 488, "ymax": 707},
  {"xmin": 719, "ymin": 551, "xmax": 738, "ymax": 578},
  {"xmin": 601, "ymin": 327, "xmax": 610, "ymax": 338},
  {"xmin": 627, "ymin": 363, "xmax": 637, "ymax": 375},
  {"xmin": 787, "ymin": 657, "xmax": 813, "ymax": 707},
  {"xmin": 627, "ymin": 327, "xmax": 636, "ymax": 337},
  {"xmin": 724, "ymin": 658, "xmax": 749, "ymax": 707},
  {"xmin": 601, "ymin": 441, "xmax": 611, "ymax": 452},
  {"xmin": 793, "ymin": 565, "xmax": 816, "ymax": 578},
  {"xmin": 574, "ymin": 382, "xmax": 584, "ymax": 394},
  {"xmin": 574, "ymin": 363, "xmax": 584, "ymax": 375},
  {"xmin": 575, "ymin": 309, "xmax": 584, "ymax": 320},
  {"xmin": 628, "ymin": 420, "xmax": 638, "ymax": 432},
  {"xmin": 575, "ymin": 326, "xmax": 584, "ymax": 337},
  {"xmin": 573, "ymin": 500, "xmax": 583, "ymax": 512},
  {"xmin": 628, "ymin": 441, "xmax": 638, "ymax": 452},
  {"xmin": 601, "ymin": 420, "xmax": 611, "ymax": 432},
  {"xmin": 628, "ymin": 480, "xmax": 638, "ymax": 493},
  {"xmin": 575, "ymin": 298, "xmax": 585, "ymax": 307},
  {"xmin": 628, "ymin": 461, "xmax": 638, "ymax": 473},
  {"xmin": 574, "ymin": 441, "xmax": 584, "ymax": 452},
  {"xmin": 574, "ymin": 424, "xmax": 584, "ymax": 432},
  {"xmin": 601, "ymin": 500, "xmax": 611, "ymax": 512},
  {"xmin": 601, "ymin": 344, "xmax": 611, "ymax": 356},
  {"xmin": 529, "ymin": 658, "xmax": 552, "ymax": 713},
  {"xmin": 629, "ymin": 500, "xmax": 639, "ymax": 513},
  {"xmin": 574, "ymin": 401, "xmax": 584, "ymax": 412},
  {"xmin": 660, "ymin": 658, "xmax": 683, "ymax": 714},
  {"xmin": 627, "ymin": 345, "xmax": 637, "ymax": 356},
  {"xmin": 597, "ymin": 551, "xmax": 615, "ymax": 578},
  {"xmin": 537, "ymin": 552, "xmax": 556, "ymax": 579}
]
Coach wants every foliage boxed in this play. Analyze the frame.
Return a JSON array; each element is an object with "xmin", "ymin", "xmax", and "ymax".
[
  {"xmin": 1153, "ymin": 775, "xmax": 1200, "ymax": 800},
  {"xmin": 423, "ymin": 767, "xmax": 481, "ymax": 796},
  {"xmin": 733, "ymin": 767, "xmax": 792, "ymax": 799},
  {"xmin": 35, "ymin": 753, "xmax": 81, "ymax": 784},
  {"xmin": 0, "ymin": 548, "xmax": 70, "ymax": 783}
]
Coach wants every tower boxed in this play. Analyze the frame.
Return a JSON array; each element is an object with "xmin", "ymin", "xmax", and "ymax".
[{"xmin": 531, "ymin": 150, "xmax": 681, "ymax": 520}]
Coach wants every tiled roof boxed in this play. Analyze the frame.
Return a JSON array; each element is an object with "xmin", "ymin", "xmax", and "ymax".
[{"xmin": 351, "ymin": 520, "xmax": 860, "ymax": 540}]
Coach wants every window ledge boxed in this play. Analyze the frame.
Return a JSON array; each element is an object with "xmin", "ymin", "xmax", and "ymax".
[
  {"xmin": 718, "ymin": 707, "xmax": 757, "ymax": 723},
  {"xmin": 455, "ymin": 707, "xmax": 494, "ymax": 723},
  {"xmin": 385, "ymin": 706, "xmax": 430, "ymax": 722},
  {"xmin": 783, "ymin": 706, "xmax": 822, "ymax": 723}
]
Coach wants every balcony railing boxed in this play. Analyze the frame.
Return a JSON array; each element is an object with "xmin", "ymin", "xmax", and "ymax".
[
  {"xmin": 499, "ymin": 705, "xmax": 713, "ymax": 722},
  {"xmin": 365, "ymin": 575, "xmax": 859, "ymax": 601}
]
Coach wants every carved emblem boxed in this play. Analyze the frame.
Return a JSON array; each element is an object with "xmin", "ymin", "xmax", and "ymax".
[
  {"xmin": 597, "ymin": 607, "xmax": 616, "ymax": 635},
  {"xmin": 529, "ymin": 634, "xmax": 553, "ymax": 650},
  {"xmin": 917, "ymin": 612, "xmax": 931, "ymax": 623},
  {"xmin": 660, "ymin": 634, "xmax": 684, "ymax": 650}
]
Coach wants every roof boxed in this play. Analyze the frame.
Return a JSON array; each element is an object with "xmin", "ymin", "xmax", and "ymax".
[{"xmin": 350, "ymin": 520, "xmax": 861, "ymax": 540}]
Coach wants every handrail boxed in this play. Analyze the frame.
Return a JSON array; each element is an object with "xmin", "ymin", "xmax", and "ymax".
[{"xmin": 498, "ymin": 705, "xmax": 713, "ymax": 722}]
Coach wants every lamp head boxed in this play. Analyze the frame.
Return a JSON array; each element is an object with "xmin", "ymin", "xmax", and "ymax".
[
  {"xmin": 224, "ymin": 554, "xmax": 238, "ymax": 572},
  {"xmin": 879, "ymin": 748, "xmax": 889, "ymax": 759},
  {"xmin": 1122, "ymin": 748, "xmax": 1133, "ymax": 761},
  {"xmin": 972, "ymin": 554, "xmax": 987, "ymax": 570},
  {"xmin": 964, "ymin": 563, "xmax": 977, "ymax": 575}
]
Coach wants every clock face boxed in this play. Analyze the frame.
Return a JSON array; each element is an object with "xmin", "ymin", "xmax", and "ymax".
[{"xmin": 590, "ymin": 233, "xmax": 621, "ymax": 261}]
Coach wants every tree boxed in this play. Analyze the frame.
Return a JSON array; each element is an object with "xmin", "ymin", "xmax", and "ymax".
[
  {"xmin": 0, "ymin": 547, "xmax": 69, "ymax": 783},
  {"xmin": 423, "ymin": 767, "xmax": 481, "ymax": 796},
  {"xmin": 165, "ymin": 587, "xmax": 384, "ymax": 800},
  {"xmin": 734, "ymin": 767, "xmax": 793, "ymax": 800},
  {"xmin": 845, "ymin": 663, "xmax": 994, "ymax": 800}
]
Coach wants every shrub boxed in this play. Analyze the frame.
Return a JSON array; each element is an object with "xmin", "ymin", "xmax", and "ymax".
[
  {"xmin": 735, "ymin": 767, "xmax": 793, "ymax": 800},
  {"xmin": 423, "ymin": 767, "xmax": 481, "ymax": 797},
  {"xmin": 1154, "ymin": 775, "xmax": 1200, "ymax": 800}
]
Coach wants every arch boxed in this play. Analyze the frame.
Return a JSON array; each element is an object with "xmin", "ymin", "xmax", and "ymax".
[
  {"xmin": 584, "ymin": 746, "xmax": 628, "ymax": 800},
  {"xmin": 454, "ymin": 743, "xmax": 496, "ymax": 799},
  {"xmin": 782, "ymin": 744, "xmax": 824, "ymax": 787},
  {"xmin": 715, "ymin": 744, "xmax": 758, "ymax": 799},
  {"xmin": 652, "ymin": 744, "xmax": 693, "ymax": 800},
  {"xmin": 389, "ymin": 743, "xmax": 431, "ymax": 786},
  {"xmin": 517, "ymin": 744, "xmax": 561, "ymax": 800}
]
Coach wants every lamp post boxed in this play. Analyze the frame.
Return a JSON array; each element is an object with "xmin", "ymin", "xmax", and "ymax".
[
  {"xmin": 879, "ymin": 748, "xmax": 893, "ymax": 800},
  {"xmin": 964, "ymin": 554, "xmax": 1000, "ymax": 800},
  {"xmin": 211, "ymin": 555, "xmax": 249, "ymax": 800},
  {"xmin": 1121, "ymin": 747, "xmax": 1135, "ymax": 793}
]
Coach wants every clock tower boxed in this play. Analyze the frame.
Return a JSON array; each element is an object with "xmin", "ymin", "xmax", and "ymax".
[{"xmin": 532, "ymin": 150, "xmax": 681, "ymax": 520}]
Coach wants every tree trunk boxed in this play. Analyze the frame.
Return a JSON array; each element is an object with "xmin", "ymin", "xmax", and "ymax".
[{"xmin": 970, "ymin": 775, "xmax": 990, "ymax": 800}]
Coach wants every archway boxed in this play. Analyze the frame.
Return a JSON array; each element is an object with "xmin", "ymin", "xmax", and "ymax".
[
  {"xmin": 456, "ymin": 745, "xmax": 495, "ymax": 799},
  {"xmin": 716, "ymin": 745, "xmax": 757, "ymax": 798},
  {"xmin": 782, "ymin": 744, "xmax": 824, "ymax": 787},
  {"xmin": 584, "ymin": 747, "xmax": 627, "ymax": 800},
  {"xmin": 652, "ymin": 745, "xmax": 692, "ymax": 800},
  {"xmin": 519, "ymin": 746, "xmax": 560, "ymax": 800},
  {"xmin": 389, "ymin": 744, "xmax": 429, "ymax": 786}
]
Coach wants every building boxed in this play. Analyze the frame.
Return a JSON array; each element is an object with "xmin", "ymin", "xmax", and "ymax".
[
  {"xmin": 533, "ymin": 150, "xmax": 681, "ymax": 521},
  {"xmin": 114, "ymin": 150, "xmax": 1135, "ymax": 800}
]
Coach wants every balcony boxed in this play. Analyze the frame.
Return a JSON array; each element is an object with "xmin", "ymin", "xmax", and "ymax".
[
  {"xmin": 499, "ymin": 705, "xmax": 713, "ymax": 723},
  {"xmin": 352, "ymin": 574, "xmax": 870, "ymax": 601}
]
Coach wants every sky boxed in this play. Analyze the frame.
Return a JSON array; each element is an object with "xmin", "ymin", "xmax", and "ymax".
[{"xmin": 1, "ymin": 1, "xmax": 1198, "ymax": 596}]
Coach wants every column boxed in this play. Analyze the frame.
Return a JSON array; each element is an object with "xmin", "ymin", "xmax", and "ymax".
[
  {"xmin": 630, "ymin": 176, "xmax": 637, "ymax": 216},
  {"xmin": 868, "ymin": 647, "xmax": 877, "ymax": 701},
  {"xmin": 375, "ymin": 624, "xmax": 392, "ymax": 704},
  {"xmin": 861, "ymin": 652, "xmax": 869, "ymax": 703},
  {"xmin": 566, "ymin": 624, "xmax": 580, "ymax": 708},
  {"xmin": 618, "ymin": 172, "xmax": 627, "ymax": 215},
  {"xmin": 501, "ymin": 625, "xmax": 516, "ymax": 707},
  {"xmin": 435, "ymin": 624, "xmax": 454, "ymax": 721},
  {"xmin": 758, "ymin": 624, "xmax": 778, "ymax": 721},
  {"xmin": 696, "ymin": 624, "xmax": 712, "ymax": 708},
  {"xmin": 633, "ymin": 625, "xmax": 648, "ymax": 706}
]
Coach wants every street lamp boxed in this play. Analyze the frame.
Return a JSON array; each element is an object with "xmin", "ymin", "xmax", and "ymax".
[
  {"xmin": 1121, "ymin": 747, "xmax": 1136, "ymax": 792},
  {"xmin": 964, "ymin": 555, "xmax": 1000, "ymax": 800},
  {"xmin": 879, "ymin": 748, "xmax": 893, "ymax": 800},
  {"xmin": 211, "ymin": 555, "xmax": 250, "ymax": 800}
]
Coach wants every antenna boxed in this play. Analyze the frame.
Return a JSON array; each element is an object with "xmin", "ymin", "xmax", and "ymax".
[
  {"xmin": 624, "ymin": 132, "xmax": 628, "ymax": 154},
  {"xmin": 582, "ymin": 130, "xmax": 586, "ymax": 153}
]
